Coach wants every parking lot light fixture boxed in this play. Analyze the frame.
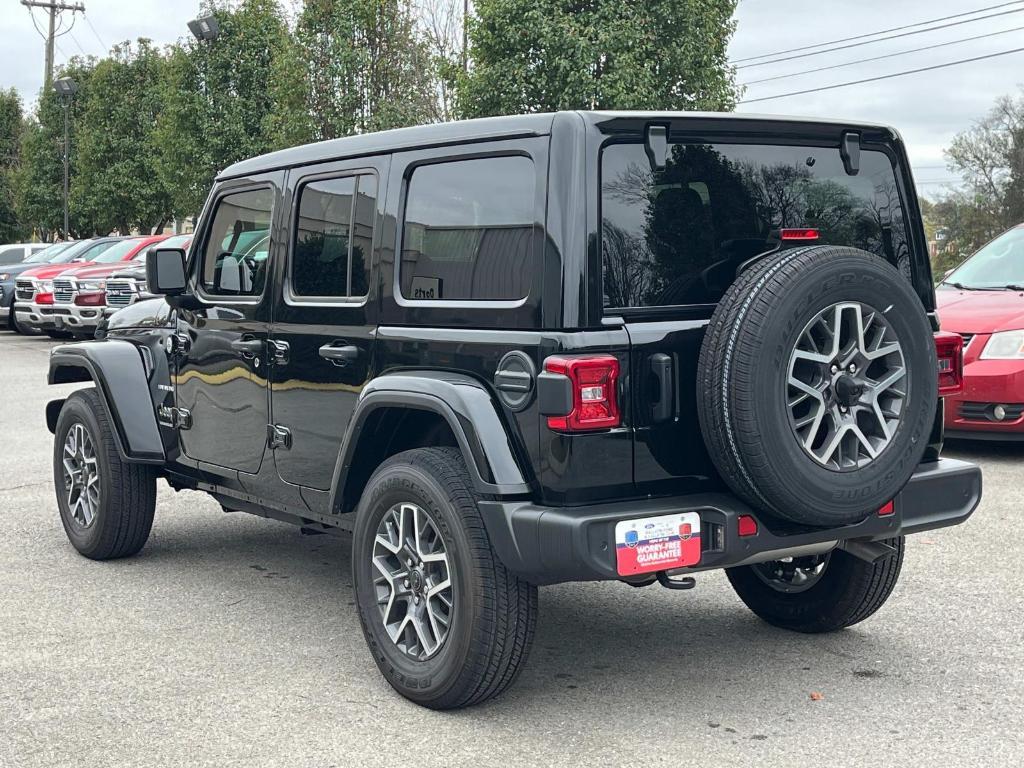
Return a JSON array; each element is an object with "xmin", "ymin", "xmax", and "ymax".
[
  {"xmin": 52, "ymin": 77, "xmax": 78, "ymax": 237},
  {"xmin": 187, "ymin": 15, "xmax": 220, "ymax": 42}
]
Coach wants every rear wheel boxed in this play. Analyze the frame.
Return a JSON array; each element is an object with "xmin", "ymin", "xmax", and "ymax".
[
  {"xmin": 726, "ymin": 537, "xmax": 905, "ymax": 633},
  {"xmin": 352, "ymin": 447, "xmax": 537, "ymax": 709},
  {"xmin": 53, "ymin": 388, "xmax": 157, "ymax": 559}
]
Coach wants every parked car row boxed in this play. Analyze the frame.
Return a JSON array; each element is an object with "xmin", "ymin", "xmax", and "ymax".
[{"xmin": 3, "ymin": 234, "xmax": 191, "ymax": 339}]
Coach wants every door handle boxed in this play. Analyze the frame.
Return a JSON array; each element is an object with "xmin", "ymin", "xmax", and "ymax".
[
  {"xmin": 230, "ymin": 337, "xmax": 263, "ymax": 359},
  {"xmin": 650, "ymin": 353, "xmax": 674, "ymax": 423},
  {"xmin": 319, "ymin": 342, "xmax": 359, "ymax": 366}
]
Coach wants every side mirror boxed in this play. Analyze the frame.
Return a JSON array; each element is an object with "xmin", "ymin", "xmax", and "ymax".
[{"xmin": 146, "ymin": 248, "xmax": 188, "ymax": 296}]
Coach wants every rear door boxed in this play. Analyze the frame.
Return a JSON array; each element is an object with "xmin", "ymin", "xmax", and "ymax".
[
  {"xmin": 598, "ymin": 131, "xmax": 922, "ymax": 497},
  {"xmin": 268, "ymin": 157, "xmax": 387, "ymax": 490}
]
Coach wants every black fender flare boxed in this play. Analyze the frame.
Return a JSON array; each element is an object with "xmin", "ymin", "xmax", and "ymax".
[
  {"xmin": 328, "ymin": 371, "xmax": 531, "ymax": 513},
  {"xmin": 47, "ymin": 340, "xmax": 165, "ymax": 464}
]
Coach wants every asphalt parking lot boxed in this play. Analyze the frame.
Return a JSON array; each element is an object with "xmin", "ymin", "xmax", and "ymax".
[{"xmin": 1, "ymin": 329, "xmax": 1022, "ymax": 767}]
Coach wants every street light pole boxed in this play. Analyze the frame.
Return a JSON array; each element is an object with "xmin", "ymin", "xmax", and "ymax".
[{"xmin": 53, "ymin": 77, "xmax": 77, "ymax": 237}]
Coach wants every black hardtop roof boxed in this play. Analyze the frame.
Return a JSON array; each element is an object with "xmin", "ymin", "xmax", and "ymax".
[{"xmin": 219, "ymin": 110, "xmax": 900, "ymax": 180}]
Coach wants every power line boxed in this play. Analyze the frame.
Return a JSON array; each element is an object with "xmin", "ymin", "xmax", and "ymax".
[
  {"xmin": 733, "ymin": 0, "xmax": 1023, "ymax": 63},
  {"xmin": 742, "ymin": 25, "xmax": 1024, "ymax": 86},
  {"xmin": 736, "ymin": 6, "xmax": 1024, "ymax": 69},
  {"xmin": 83, "ymin": 13, "xmax": 105, "ymax": 52},
  {"xmin": 738, "ymin": 45, "xmax": 1024, "ymax": 104}
]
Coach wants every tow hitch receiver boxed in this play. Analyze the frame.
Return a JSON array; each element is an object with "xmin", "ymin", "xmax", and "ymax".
[{"xmin": 657, "ymin": 571, "xmax": 696, "ymax": 590}]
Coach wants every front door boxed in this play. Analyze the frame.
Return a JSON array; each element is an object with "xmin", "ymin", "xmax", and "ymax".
[
  {"xmin": 268, "ymin": 159, "xmax": 387, "ymax": 490},
  {"xmin": 176, "ymin": 177, "xmax": 282, "ymax": 475}
]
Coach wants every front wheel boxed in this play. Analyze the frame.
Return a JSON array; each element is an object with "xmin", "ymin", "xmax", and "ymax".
[
  {"xmin": 352, "ymin": 447, "xmax": 537, "ymax": 709},
  {"xmin": 726, "ymin": 537, "xmax": 905, "ymax": 633},
  {"xmin": 53, "ymin": 388, "xmax": 157, "ymax": 560}
]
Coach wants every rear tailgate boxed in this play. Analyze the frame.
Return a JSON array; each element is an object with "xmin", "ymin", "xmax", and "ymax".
[{"xmin": 592, "ymin": 117, "xmax": 931, "ymax": 497}]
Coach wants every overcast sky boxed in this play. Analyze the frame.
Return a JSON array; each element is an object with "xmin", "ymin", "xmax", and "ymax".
[{"xmin": 2, "ymin": 0, "xmax": 1022, "ymax": 197}]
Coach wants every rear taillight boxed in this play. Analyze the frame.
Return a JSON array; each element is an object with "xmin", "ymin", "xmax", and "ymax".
[
  {"xmin": 36, "ymin": 292, "xmax": 53, "ymax": 305},
  {"xmin": 934, "ymin": 331, "xmax": 964, "ymax": 396},
  {"xmin": 779, "ymin": 228, "xmax": 820, "ymax": 241},
  {"xmin": 543, "ymin": 354, "xmax": 621, "ymax": 432}
]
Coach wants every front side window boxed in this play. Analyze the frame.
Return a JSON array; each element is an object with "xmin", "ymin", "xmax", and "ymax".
[
  {"xmin": 400, "ymin": 155, "xmax": 535, "ymax": 301},
  {"xmin": 200, "ymin": 188, "xmax": 274, "ymax": 297},
  {"xmin": 601, "ymin": 142, "xmax": 911, "ymax": 310},
  {"xmin": 293, "ymin": 174, "xmax": 376, "ymax": 298}
]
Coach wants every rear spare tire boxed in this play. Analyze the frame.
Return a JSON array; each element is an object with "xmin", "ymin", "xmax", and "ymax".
[{"xmin": 697, "ymin": 246, "xmax": 936, "ymax": 526}]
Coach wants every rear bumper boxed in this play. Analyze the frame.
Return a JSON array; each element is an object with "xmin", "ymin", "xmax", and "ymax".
[{"xmin": 481, "ymin": 458, "xmax": 982, "ymax": 585}]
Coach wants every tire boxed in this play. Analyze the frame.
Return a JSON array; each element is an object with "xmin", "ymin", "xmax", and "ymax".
[
  {"xmin": 697, "ymin": 246, "xmax": 937, "ymax": 526},
  {"xmin": 9, "ymin": 310, "xmax": 39, "ymax": 335},
  {"xmin": 53, "ymin": 388, "xmax": 157, "ymax": 560},
  {"xmin": 726, "ymin": 537, "xmax": 905, "ymax": 633},
  {"xmin": 352, "ymin": 447, "xmax": 538, "ymax": 709}
]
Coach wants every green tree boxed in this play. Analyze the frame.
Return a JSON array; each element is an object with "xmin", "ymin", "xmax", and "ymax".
[
  {"xmin": 155, "ymin": 0, "xmax": 291, "ymax": 219},
  {"xmin": 460, "ymin": 0, "xmax": 740, "ymax": 117},
  {"xmin": 946, "ymin": 91, "xmax": 1024, "ymax": 233},
  {"xmin": 16, "ymin": 57, "xmax": 97, "ymax": 238},
  {"xmin": 72, "ymin": 40, "xmax": 172, "ymax": 235},
  {"xmin": 266, "ymin": 0, "xmax": 436, "ymax": 146},
  {"xmin": 0, "ymin": 88, "xmax": 24, "ymax": 242}
]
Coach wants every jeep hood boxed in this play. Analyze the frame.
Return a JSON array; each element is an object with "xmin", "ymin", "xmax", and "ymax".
[{"xmin": 106, "ymin": 297, "xmax": 173, "ymax": 330}]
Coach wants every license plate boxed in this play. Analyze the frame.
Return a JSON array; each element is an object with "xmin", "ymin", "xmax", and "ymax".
[
  {"xmin": 53, "ymin": 316, "xmax": 64, "ymax": 329},
  {"xmin": 615, "ymin": 512, "xmax": 701, "ymax": 576}
]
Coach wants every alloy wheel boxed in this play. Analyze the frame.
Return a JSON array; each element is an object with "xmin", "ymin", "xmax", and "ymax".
[
  {"xmin": 62, "ymin": 422, "xmax": 100, "ymax": 528},
  {"xmin": 371, "ymin": 503, "xmax": 454, "ymax": 661},
  {"xmin": 786, "ymin": 301, "xmax": 907, "ymax": 471},
  {"xmin": 752, "ymin": 554, "xmax": 831, "ymax": 594}
]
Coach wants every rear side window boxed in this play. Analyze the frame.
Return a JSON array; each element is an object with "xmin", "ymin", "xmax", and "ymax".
[
  {"xmin": 200, "ymin": 188, "xmax": 274, "ymax": 297},
  {"xmin": 292, "ymin": 174, "xmax": 376, "ymax": 299},
  {"xmin": 400, "ymin": 155, "xmax": 534, "ymax": 301},
  {"xmin": 601, "ymin": 142, "xmax": 911, "ymax": 310}
]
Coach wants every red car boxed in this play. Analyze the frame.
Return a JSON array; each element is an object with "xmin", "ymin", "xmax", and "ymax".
[
  {"xmin": 19, "ymin": 235, "xmax": 169, "ymax": 337},
  {"xmin": 937, "ymin": 223, "xmax": 1024, "ymax": 440}
]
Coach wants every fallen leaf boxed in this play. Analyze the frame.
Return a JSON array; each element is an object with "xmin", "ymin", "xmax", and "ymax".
[{"xmin": 810, "ymin": 691, "xmax": 824, "ymax": 701}]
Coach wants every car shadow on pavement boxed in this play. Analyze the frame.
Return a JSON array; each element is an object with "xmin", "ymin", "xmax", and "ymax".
[
  {"xmin": 944, "ymin": 438, "xmax": 1024, "ymax": 462},
  {"xmin": 123, "ymin": 504, "xmax": 902, "ymax": 713}
]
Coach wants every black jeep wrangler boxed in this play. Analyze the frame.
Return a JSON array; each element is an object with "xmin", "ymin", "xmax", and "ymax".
[{"xmin": 46, "ymin": 112, "xmax": 982, "ymax": 709}]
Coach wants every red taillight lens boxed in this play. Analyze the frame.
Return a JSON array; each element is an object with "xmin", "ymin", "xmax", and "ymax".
[
  {"xmin": 934, "ymin": 331, "xmax": 964, "ymax": 396},
  {"xmin": 878, "ymin": 500, "xmax": 895, "ymax": 517},
  {"xmin": 737, "ymin": 514, "xmax": 758, "ymax": 537},
  {"xmin": 779, "ymin": 228, "xmax": 819, "ymax": 241},
  {"xmin": 36, "ymin": 292, "xmax": 53, "ymax": 305},
  {"xmin": 544, "ymin": 354, "xmax": 621, "ymax": 432}
]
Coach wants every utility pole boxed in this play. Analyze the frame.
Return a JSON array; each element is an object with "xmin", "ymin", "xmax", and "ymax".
[{"xmin": 20, "ymin": 0, "xmax": 86, "ymax": 92}]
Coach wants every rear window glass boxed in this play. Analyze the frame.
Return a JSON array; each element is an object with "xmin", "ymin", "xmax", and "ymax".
[
  {"xmin": 601, "ymin": 142, "xmax": 911, "ymax": 310},
  {"xmin": 293, "ymin": 174, "xmax": 376, "ymax": 299},
  {"xmin": 400, "ymin": 156, "xmax": 534, "ymax": 301}
]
